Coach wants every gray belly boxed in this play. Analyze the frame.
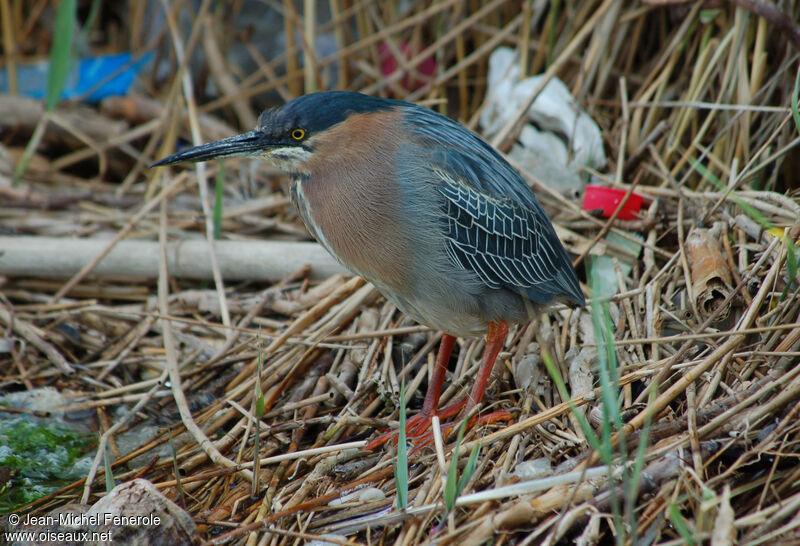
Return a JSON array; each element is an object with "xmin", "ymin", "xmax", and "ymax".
[
  {"xmin": 290, "ymin": 179, "xmax": 535, "ymax": 338},
  {"xmin": 383, "ymin": 278, "xmax": 538, "ymax": 337}
]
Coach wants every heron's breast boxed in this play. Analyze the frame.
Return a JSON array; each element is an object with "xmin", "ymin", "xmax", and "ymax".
[{"xmin": 294, "ymin": 110, "xmax": 416, "ymax": 290}]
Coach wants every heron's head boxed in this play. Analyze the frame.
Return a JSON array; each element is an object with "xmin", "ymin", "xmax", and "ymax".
[{"xmin": 152, "ymin": 91, "xmax": 398, "ymax": 174}]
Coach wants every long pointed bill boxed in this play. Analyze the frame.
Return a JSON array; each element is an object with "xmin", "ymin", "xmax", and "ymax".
[{"xmin": 152, "ymin": 130, "xmax": 270, "ymax": 167}]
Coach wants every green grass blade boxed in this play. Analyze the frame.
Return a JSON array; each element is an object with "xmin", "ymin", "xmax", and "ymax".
[
  {"xmin": 14, "ymin": 0, "xmax": 77, "ymax": 184},
  {"xmin": 786, "ymin": 238, "xmax": 798, "ymax": 282},
  {"xmin": 252, "ymin": 333, "xmax": 264, "ymax": 496},
  {"xmin": 255, "ymin": 329, "xmax": 264, "ymax": 418},
  {"xmin": 46, "ymin": 0, "xmax": 77, "ymax": 111},
  {"xmin": 456, "ymin": 440, "xmax": 481, "ymax": 499},
  {"xmin": 588, "ymin": 276, "xmax": 625, "ymax": 471},
  {"xmin": 444, "ymin": 418, "xmax": 468, "ymax": 511},
  {"xmin": 395, "ymin": 381, "xmax": 408, "ymax": 510},
  {"xmin": 213, "ymin": 162, "xmax": 225, "ymax": 240},
  {"xmin": 668, "ymin": 503, "xmax": 696, "ymax": 545},
  {"xmin": 792, "ymin": 61, "xmax": 800, "ymax": 137},
  {"xmin": 77, "ymin": 0, "xmax": 100, "ymax": 50},
  {"xmin": 12, "ymin": 117, "xmax": 48, "ymax": 184},
  {"xmin": 103, "ymin": 444, "xmax": 114, "ymax": 493},
  {"xmin": 169, "ymin": 434, "xmax": 185, "ymax": 504}
]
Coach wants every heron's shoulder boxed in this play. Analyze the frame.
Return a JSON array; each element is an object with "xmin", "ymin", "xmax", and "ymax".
[{"xmin": 401, "ymin": 107, "xmax": 542, "ymax": 210}]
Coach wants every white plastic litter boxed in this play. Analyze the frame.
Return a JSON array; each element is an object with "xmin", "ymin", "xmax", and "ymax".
[
  {"xmin": 480, "ymin": 47, "xmax": 606, "ymax": 199},
  {"xmin": 512, "ymin": 457, "xmax": 554, "ymax": 481}
]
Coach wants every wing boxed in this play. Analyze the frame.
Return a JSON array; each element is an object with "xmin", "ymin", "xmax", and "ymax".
[
  {"xmin": 436, "ymin": 167, "xmax": 582, "ymax": 305},
  {"xmin": 404, "ymin": 106, "xmax": 584, "ymax": 306}
]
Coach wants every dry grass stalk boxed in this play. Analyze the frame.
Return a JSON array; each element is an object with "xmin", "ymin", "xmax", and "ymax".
[{"xmin": 2, "ymin": 1, "xmax": 800, "ymax": 544}]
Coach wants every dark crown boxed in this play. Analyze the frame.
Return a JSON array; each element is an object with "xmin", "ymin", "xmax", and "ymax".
[{"xmin": 256, "ymin": 91, "xmax": 405, "ymax": 136}]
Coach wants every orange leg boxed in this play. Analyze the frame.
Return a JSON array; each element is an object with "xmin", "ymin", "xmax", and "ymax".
[
  {"xmin": 439, "ymin": 320, "xmax": 507, "ymax": 416},
  {"xmin": 365, "ymin": 334, "xmax": 457, "ymax": 449},
  {"xmin": 420, "ymin": 334, "xmax": 457, "ymax": 415},
  {"xmin": 366, "ymin": 321, "xmax": 511, "ymax": 450},
  {"xmin": 409, "ymin": 320, "xmax": 511, "ymax": 447}
]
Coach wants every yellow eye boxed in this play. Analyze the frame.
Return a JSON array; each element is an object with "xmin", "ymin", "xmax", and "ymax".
[{"xmin": 291, "ymin": 128, "xmax": 306, "ymax": 140}]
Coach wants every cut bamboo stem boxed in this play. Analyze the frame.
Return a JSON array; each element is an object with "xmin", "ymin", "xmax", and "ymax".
[{"xmin": 0, "ymin": 237, "xmax": 347, "ymax": 282}]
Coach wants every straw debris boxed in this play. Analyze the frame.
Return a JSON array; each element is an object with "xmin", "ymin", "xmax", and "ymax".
[{"xmin": 1, "ymin": 1, "xmax": 799, "ymax": 544}]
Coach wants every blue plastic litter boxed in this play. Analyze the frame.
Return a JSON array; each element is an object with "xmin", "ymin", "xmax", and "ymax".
[{"xmin": 0, "ymin": 52, "xmax": 152, "ymax": 103}]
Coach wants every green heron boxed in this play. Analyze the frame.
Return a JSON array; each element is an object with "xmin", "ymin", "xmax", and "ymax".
[{"xmin": 154, "ymin": 91, "xmax": 585, "ymax": 447}]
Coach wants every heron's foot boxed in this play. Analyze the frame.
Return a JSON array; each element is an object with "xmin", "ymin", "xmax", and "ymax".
[
  {"xmin": 365, "ymin": 398, "xmax": 512, "ymax": 451},
  {"xmin": 407, "ymin": 406, "xmax": 514, "ymax": 451},
  {"xmin": 364, "ymin": 398, "xmax": 467, "ymax": 450}
]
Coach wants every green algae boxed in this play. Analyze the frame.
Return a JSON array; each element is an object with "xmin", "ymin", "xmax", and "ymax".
[{"xmin": 0, "ymin": 415, "xmax": 93, "ymax": 514}]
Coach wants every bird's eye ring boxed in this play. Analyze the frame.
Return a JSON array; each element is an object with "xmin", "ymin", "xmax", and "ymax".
[{"xmin": 291, "ymin": 129, "xmax": 306, "ymax": 140}]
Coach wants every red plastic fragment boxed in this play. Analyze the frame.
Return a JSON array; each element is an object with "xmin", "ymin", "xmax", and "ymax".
[{"xmin": 582, "ymin": 185, "xmax": 643, "ymax": 220}]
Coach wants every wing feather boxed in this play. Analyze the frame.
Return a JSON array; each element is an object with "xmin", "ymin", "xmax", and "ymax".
[
  {"xmin": 433, "ymin": 165, "xmax": 582, "ymax": 305},
  {"xmin": 404, "ymin": 105, "xmax": 585, "ymax": 307}
]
